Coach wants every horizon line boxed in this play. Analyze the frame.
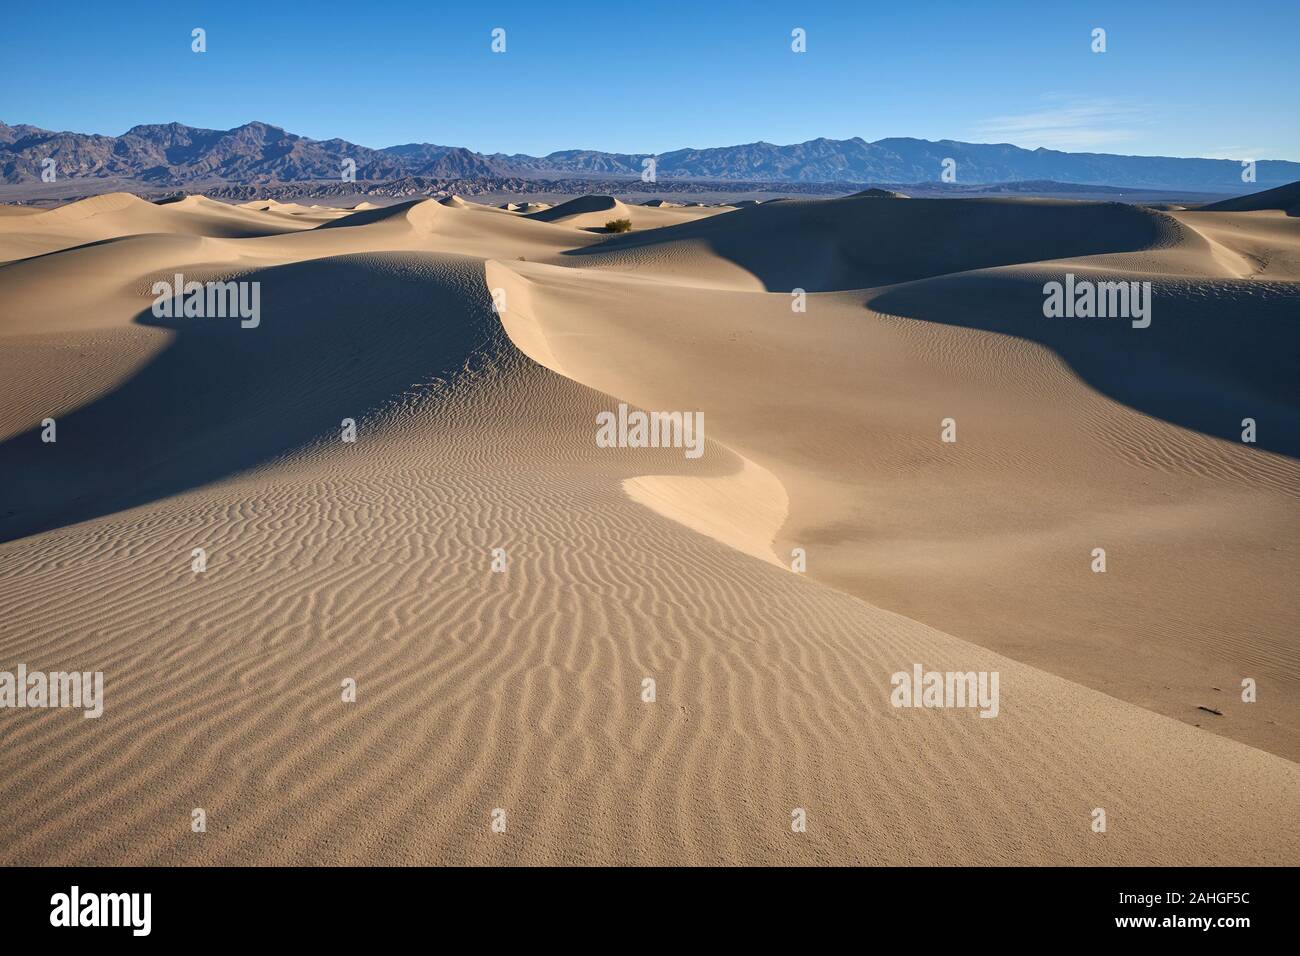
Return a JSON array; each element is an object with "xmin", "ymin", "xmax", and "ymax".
[{"xmin": 4, "ymin": 118, "xmax": 1297, "ymax": 165}]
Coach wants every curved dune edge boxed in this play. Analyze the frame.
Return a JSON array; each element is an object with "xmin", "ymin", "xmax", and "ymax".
[
  {"xmin": 485, "ymin": 259, "xmax": 569, "ymax": 377},
  {"xmin": 486, "ymin": 258, "xmax": 791, "ymax": 565},
  {"xmin": 622, "ymin": 453, "xmax": 789, "ymax": 568},
  {"xmin": 490, "ymin": 204, "xmax": 1300, "ymax": 761}
]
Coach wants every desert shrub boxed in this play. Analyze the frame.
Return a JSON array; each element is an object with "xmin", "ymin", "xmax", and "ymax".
[{"xmin": 605, "ymin": 218, "xmax": 632, "ymax": 233}]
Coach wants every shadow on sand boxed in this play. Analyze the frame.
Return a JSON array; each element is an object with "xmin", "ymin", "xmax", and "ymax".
[
  {"xmin": 0, "ymin": 252, "xmax": 495, "ymax": 544},
  {"xmin": 868, "ymin": 270, "xmax": 1300, "ymax": 460}
]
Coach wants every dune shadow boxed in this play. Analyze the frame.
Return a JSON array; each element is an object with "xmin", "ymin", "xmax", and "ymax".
[
  {"xmin": 314, "ymin": 199, "xmax": 425, "ymax": 230},
  {"xmin": 0, "ymin": 252, "xmax": 496, "ymax": 544},
  {"xmin": 1198, "ymin": 181, "xmax": 1300, "ymax": 217},
  {"xmin": 561, "ymin": 198, "xmax": 1180, "ymax": 292},
  {"xmin": 868, "ymin": 271, "xmax": 1300, "ymax": 459},
  {"xmin": 524, "ymin": 195, "xmax": 620, "ymax": 224},
  {"xmin": 9, "ymin": 233, "xmax": 172, "ymax": 266}
]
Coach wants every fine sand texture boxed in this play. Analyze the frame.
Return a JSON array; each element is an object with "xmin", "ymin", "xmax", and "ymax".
[{"xmin": 0, "ymin": 189, "xmax": 1297, "ymax": 865}]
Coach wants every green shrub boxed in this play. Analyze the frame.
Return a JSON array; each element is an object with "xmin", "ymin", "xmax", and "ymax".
[{"xmin": 605, "ymin": 218, "xmax": 632, "ymax": 233}]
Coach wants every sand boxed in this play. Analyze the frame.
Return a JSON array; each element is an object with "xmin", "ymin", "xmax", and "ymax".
[{"xmin": 0, "ymin": 188, "xmax": 1296, "ymax": 865}]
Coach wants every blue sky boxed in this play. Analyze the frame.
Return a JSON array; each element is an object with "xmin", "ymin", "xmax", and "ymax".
[{"xmin": 2, "ymin": 0, "xmax": 1295, "ymax": 159}]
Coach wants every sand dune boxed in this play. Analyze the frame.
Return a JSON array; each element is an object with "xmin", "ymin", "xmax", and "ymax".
[
  {"xmin": 524, "ymin": 194, "xmax": 723, "ymax": 231},
  {"xmin": 0, "ymin": 192, "xmax": 331, "ymax": 264},
  {"xmin": 0, "ymin": 187, "xmax": 1297, "ymax": 865},
  {"xmin": 848, "ymin": 187, "xmax": 910, "ymax": 199},
  {"xmin": 491, "ymin": 195, "xmax": 1300, "ymax": 758},
  {"xmin": 525, "ymin": 193, "xmax": 628, "ymax": 223},
  {"xmin": 568, "ymin": 197, "xmax": 1201, "ymax": 290},
  {"xmin": 1201, "ymin": 180, "xmax": 1300, "ymax": 215},
  {"xmin": 228, "ymin": 199, "xmax": 347, "ymax": 221}
]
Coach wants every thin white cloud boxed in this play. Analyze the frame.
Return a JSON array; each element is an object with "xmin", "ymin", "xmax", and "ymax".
[{"xmin": 972, "ymin": 98, "xmax": 1147, "ymax": 151}]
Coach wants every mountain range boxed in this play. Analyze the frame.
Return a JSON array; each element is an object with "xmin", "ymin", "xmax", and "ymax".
[{"xmin": 3, "ymin": 120, "xmax": 1296, "ymax": 191}]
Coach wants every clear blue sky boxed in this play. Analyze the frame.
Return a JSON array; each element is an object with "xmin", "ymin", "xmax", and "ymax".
[{"xmin": 2, "ymin": 0, "xmax": 1295, "ymax": 160}]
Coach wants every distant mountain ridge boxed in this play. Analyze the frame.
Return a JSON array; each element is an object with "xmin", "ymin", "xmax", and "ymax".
[
  {"xmin": 0, "ymin": 121, "xmax": 496, "ymax": 184},
  {"xmin": 2, "ymin": 120, "xmax": 1296, "ymax": 191}
]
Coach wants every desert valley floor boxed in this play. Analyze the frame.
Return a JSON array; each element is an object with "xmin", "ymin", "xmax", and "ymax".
[{"xmin": 0, "ymin": 187, "xmax": 1297, "ymax": 864}]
